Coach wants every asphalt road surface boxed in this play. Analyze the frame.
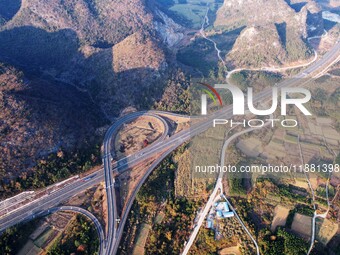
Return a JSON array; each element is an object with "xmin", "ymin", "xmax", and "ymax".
[{"xmin": 0, "ymin": 41, "xmax": 339, "ymax": 254}]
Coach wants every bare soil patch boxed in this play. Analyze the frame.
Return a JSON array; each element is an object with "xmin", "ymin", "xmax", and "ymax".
[
  {"xmin": 271, "ymin": 205, "xmax": 290, "ymax": 232},
  {"xmin": 218, "ymin": 244, "xmax": 241, "ymax": 255},
  {"xmin": 114, "ymin": 116, "xmax": 165, "ymax": 158}
]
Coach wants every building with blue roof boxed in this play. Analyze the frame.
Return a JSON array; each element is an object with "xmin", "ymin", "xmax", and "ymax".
[{"xmin": 215, "ymin": 202, "xmax": 234, "ymax": 219}]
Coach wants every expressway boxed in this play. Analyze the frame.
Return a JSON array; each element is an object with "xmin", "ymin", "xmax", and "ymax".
[
  {"xmin": 102, "ymin": 112, "xmax": 169, "ymax": 255},
  {"xmin": 0, "ymin": 111, "xmax": 172, "ymax": 254},
  {"xmin": 105, "ymin": 36, "xmax": 340, "ymax": 252},
  {"xmin": 0, "ymin": 40, "xmax": 339, "ymax": 254}
]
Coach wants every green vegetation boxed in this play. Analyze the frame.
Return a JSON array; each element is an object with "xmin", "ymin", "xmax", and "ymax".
[
  {"xmin": 156, "ymin": 0, "xmax": 175, "ymax": 8},
  {"xmin": 259, "ymin": 228, "xmax": 309, "ymax": 255},
  {"xmin": 285, "ymin": 31, "xmax": 313, "ymax": 62},
  {"xmin": 209, "ymin": 26, "xmax": 244, "ymax": 53},
  {"xmin": 0, "ymin": 65, "xmax": 107, "ymax": 199},
  {"xmin": 169, "ymin": 4, "xmax": 206, "ymax": 28},
  {"xmin": 156, "ymin": 0, "xmax": 217, "ymax": 29},
  {"xmin": 310, "ymin": 86, "xmax": 340, "ymax": 121},
  {"xmin": 154, "ymin": 70, "xmax": 191, "ymax": 114},
  {"xmin": 285, "ymin": 204, "xmax": 314, "ymax": 229},
  {"xmin": 219, "ymin": 10, "xmax": 313, "ymax": 68},
  {"xmin": 316, "ymin": 185, "xmax": 335, "ymax": 198},
  {"xmin": 230, "ymin": 70, "xmax": 282, "ymax": 92},
  {"xmin": 277, "ymin": 183, "xmax": 311, "ymax": 204},
  {"xmin": 192, "ymin": 196, "xmax": 258, "ymax": 254},
  {"xmin": 336, "ymin": 153, "xmax": 340, "ymax": 165},
  {"xmin": 0, "ymin": 145, "xmax": 101, "ymax": 199},
  {"xmin": 0, "ymin": 28, "xmax": 79, "ymax": 73},
  {"xmin": 1, "ymin": 0, "xmax": 146, "ymax": 46},
  {"xmin": 228, "ymin": 173, "xmax": 247, "ymax": 197},
  {"xmin": 192, "ymin": 223, "xmax": 255, "ymax": 255},
  {"xmin": 145, "ymin": 197, "xmax": 196, "ymax": 254},
  {"xmin": 328, "ymin": 68, "xmax": 340, "ymax": 76},
  {"xmin": 284, "ymin": 134, "xmax": 298, "ymax": 143},
  {"xmin": 177, "ymin": 38, "xmax": 217, "ymax": 75},
  {"xmin": 285, "ymin": 210, "xmax": 295, "ymax": 228},
  {"xmin": 35, "ymin": 227, "xmax": 55, "ymax": 248},
  {"xmin": 119, "ymin": 145, "xmax": 199, "ymax": 254},
  {"xmin": 257, "ymin": 178, "xmax": 311, "ymax": 204},
  {"xmin": 213, "ymin": 176, "xmax": 313, "ymax": 255},
  {"xmin": 0, "ymin": 220, "xmax": 38, "ymax": 255},
  {"xmin": 48, "ymin": 215, "xmax": 99, "ymax": 255},
  {"xmin": 294, "ymin": 205, "xmax": 314, "ymax": 217}
]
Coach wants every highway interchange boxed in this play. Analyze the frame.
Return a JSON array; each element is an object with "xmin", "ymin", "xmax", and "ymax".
[{"xmin": 0, "ymin": 38, "xmax": 339, "ymax": 254}]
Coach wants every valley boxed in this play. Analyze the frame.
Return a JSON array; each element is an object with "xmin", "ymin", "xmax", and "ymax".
[{"xmin": 0, "ymin": 0, "xmax": 340, "ymax": 255}]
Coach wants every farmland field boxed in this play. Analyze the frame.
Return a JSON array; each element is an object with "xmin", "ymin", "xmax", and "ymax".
[
  {"xmin": 17, "ymin": 240, "xmax": 42, "ymax": 255},
  {"xmin": 34, "ymin": 227, "xmax": 58, "ymax": 248},
  {"xmin": 161, "ymin": 0, "xmax": 222, "ymax": 29},
  {"xmin": 132, "ymin": 223, "xmax": 151, "ymax": 255},
  {"xmin": 169, "ymin": 4, "xmax": 206, "ymax": 28},
  {"xmin": 316, "ymin": 218, "xmax": 338, "ymax": 245},
  {"xmin": 291, "ymin": 213, "xmax": 312, "ymax": 238},
  {"xmin": 271, "ymin": 205, "xmax": 290, "ymax": 231}
]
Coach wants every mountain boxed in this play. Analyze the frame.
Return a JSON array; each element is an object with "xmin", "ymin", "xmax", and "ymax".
[
  {"xmin": 0, "ymin": 64, "xmax": 106, "ymax": 185},
  {"xmin": 1, "ymin": 0, "xmax": 154, "ymax": 45},
  {"xmin": 0, "ymin": 0, "xmax": 170, "ymax": 118},
  {"xmin": 214, "ymin": 0, "xmax": 323, "ymax": 68},
  {"xmin": 0, "ymin": 0, "xmax": 181, "ymax": 189}
]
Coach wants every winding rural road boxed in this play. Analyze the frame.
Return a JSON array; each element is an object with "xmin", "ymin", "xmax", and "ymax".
[
  {"xmin": 181, "ymin": 118, "xmax": 274, "ymax": 255},
  {"xmin": 0, "ymin": 31, "xmax": 339, "ymax": 255},
  {"xmin": 200, "ymin": 4, "xmax": 329, "ymax": 80}
]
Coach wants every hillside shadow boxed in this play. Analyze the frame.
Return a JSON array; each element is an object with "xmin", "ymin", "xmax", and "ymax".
[
  {"xmin": 7, "ymin": 77, "xmax": 108, "ymax": 145},
  {"xmin": 0, "ymin": 25, "xmax": 110, "ymax": 145},
  {"xmin": 111, "ymin": 67, "xmax": 165, "ymax": 111},
  {"xmin": 284, "ymin": 0, "xmax": 307, "ymax": 12},
  {"xmin": 307, "ymin": 11, "xmax": 325, "ymax": 36},
  {"xmin": 324, "ymin": 19, "xmax": 337, "ymax": 31},
  {"xmin": 0, "ymin": 25, "xmax": 165, "ymax": 119},
  {"xmin": 275, "ymin": 22, "xmax": 287, "ymax": 48},
  {"xmin": 0, "ymin": 26, "xmax": 80, "ymax": 73},
  {"xmin": 217, "ymin": 26, "xmax": 246, "ymax": 57},
  {"xmin": 207, "ymin": 2, "xmax": 224, "ymax": 28},
  {"xmin": 0, "ymin": 0, "xmax": 21, "ymax": 21},
  {"xmin": 68, "ymin": 45, "xmax": 162, "ymax": 116}
]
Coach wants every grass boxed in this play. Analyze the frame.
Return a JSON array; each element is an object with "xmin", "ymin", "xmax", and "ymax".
[
  {"xmin": 163, "ymin": 0, "xmax": 217, "ymax": 29},
  {"xmin": 169, "ymin": 4, "xmax": 206, "ymax": 28},
  {"xmin": 316, "ymin": 218, "xmax": 338, "ymax": 245},
  {"xmin": 284, "ymin": 134, "xmax": 298, "ymax": 144},
  {"xmin": 316, "ymin": 185, "xmax": 335, "ymax": 198},
  {"xmin": 132, "ymin": 224, "xmax": 151, "ymax": 255},
  {"xmin": 34, "ymin": 227, "xmax": 55, "ymax": 248},
  {"xmin": 272, "ymin": 138, "xmax": 284, "ymax": 144}
]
